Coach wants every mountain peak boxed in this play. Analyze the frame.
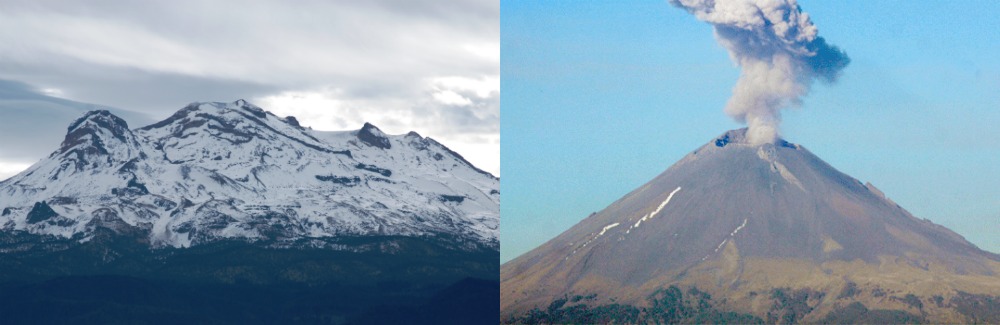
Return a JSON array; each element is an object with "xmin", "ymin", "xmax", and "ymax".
[
  {"xmin": 283, "ymin": 116, "xmax": 302, "ymax": 128},
  {"xmin": 56, "ymin": 110, "xmax": 141, "ymax": 170},
  {"xmin": 164, "ymin": 100, "xmax": 266, "ymax": 118},
  {"xmin": 1, "ymin": 100, "xmax": 498, "ymax": 252},
  {"xmin": 712, "ymin": 128, "xmax": 798, "ymax": 149},
  {"xmin": 137, "ymin": 100, "xmax": 281, "ymax": 138},
  {"xmin": 191, "ymin": 100, "xmax": 266, "ymax": 118},
  {"xmin": 66, "ymin": 110, "xmax": 130, "ymax": 135},
  {"xmin": 358, "ymin": 122, "xmax": 391, "ymax": 149},
  {"xmin": 231, "ymin": 99, "xmax": 268, "ymax": 119},
  {"xmin": 502, "ymin": 129, "xmax": 1000, "ymax": 322}
]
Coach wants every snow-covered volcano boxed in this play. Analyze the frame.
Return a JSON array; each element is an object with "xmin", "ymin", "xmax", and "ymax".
[{"xmin": 0, "ymin": 100, "xmax": 499, "ymax": 250}]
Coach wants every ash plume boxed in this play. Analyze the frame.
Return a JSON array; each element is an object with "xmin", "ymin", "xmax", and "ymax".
[{"xmin": 670, "ymin": 0, "xmax": 850, "ymax": 145}]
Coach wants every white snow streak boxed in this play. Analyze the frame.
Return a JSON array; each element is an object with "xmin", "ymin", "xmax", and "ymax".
[
  {"xmin": 568, "ymin": 187, "xmax": 682, "ymax": 260},
  {"xmin": 714, "ymin": 238, "xmax": 728, "ymax": 253},
  {"xmin": 731, "ymin": 218, "xmax": 748, "ymax": 236},
  {"xmin": 703, "ymin": 218, "xmax": 749, "ymax": 261},
  {"xmin": 599, "ymin": 222, "xmax": 620, "ymax": 236},
  {"xmin": 570, "ymin": 222, "xmax": 622, "ymax": 258},
  {"xmin": 632, "ymin": 187, "xmax": 681, "ymax": 229}
]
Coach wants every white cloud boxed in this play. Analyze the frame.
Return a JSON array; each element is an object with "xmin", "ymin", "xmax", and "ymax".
[
  {"xmin": 0, "ymin": 0, "xmax": 498, "ymax": 175},
  {"xmin": 254, "ymin": 74, "xmax": 500, "ymax": 176},
  {"xmin": 463, "ymin": 42, "xmax": 501, "ymax": 63},
  {"xmin": 431, "ymin": 75, "xmax": 500, "ymax": 98},
  {"xmin": 438, "ymin": 135, "xmax": 500, "ymax": 177},
  {"xmin": 40, "ymin": 88, "xmax": 64, "ymax": 96},
  {"xmin": 433, "ymin": 90, "xmax": 473, "ymax": 106},
  {"xmin": 255, "ymin": 88, "xmax": 351, "ymax": 131},
  {"xmin": 1, "ymin": 12, "xmax": 207, "ymax": 76},
  {"xmin": 0, "ymin": 2, "xmax": 498, "ymax": 86},
  {"xmin": 0, "ymin": 161, "xmax": 31, "ymax": 181}
]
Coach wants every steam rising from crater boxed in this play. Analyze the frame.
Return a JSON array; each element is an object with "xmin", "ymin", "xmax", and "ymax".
[{"xmin": 669, "ymin": 0, "xmax": 850, "ymax": 145}]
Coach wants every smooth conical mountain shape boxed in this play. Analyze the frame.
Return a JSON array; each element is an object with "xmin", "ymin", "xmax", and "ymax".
[{"xmin": 501, "ymin": 128, "xmax": 1000, "ymax": 324}]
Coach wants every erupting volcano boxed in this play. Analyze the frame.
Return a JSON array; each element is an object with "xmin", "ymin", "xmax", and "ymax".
[{"xmin": 501, "ymin": 129, "xmax": 1000, "ymax": 323}]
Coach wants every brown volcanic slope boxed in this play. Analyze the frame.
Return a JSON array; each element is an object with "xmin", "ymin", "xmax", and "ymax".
[{"xmin": 501, "ymin": 129, "xmax": 1000, "ymax": 323}]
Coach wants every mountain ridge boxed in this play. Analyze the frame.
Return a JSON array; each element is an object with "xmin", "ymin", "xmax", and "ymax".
[{"xmin": 1, "ymin": 100, "xmax": 499, "ymax": 250}]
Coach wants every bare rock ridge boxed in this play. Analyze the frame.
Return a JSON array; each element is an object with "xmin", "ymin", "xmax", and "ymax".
[
  {"xmin": 56, "ymin": 110, "xmax": 145, "ymax": 173},
  {"xmin": 358, "ymin": 122, "xmax": 392, "ymax": 149},
  {"xmin": 0, "ymin": 100, "xmax": 499, "ymax": 250},
  {"xmin": 501, "ymin": 128, "xmax": 1000, "ymax": 324}
]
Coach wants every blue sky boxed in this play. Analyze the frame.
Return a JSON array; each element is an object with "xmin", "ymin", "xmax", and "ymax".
[{"xmin": 501, "ymin": 0, "xmax": 1000, "ymax": 263}]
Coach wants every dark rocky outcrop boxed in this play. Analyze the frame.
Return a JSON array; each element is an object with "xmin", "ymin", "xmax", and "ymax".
[
  {"xmin": 357, "ymin": 122, "xmax": 391, "ymax": 149},
  {"xmin": 26, "ymin": 201, "xmax": 59, "ymax": 224}
]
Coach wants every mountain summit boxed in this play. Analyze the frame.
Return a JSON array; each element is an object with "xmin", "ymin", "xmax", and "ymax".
[
  {"xmin": 0, "ymin": 100, "xmax": 500, "ymax": 322},
  {"xmin": 1, "ymin": 100, "xmax": 498, "ymax": 249},
  {"xmin": 501, "ymin": 128, "xmax": 1000, "ymax": 323}
]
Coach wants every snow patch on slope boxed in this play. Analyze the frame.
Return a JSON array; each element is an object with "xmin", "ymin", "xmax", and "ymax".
[
  {"xmin": 599, "ymin": 223, "xmax": 620, "ymax": 236},
  {"xmin": 703, "ymin": 218, "xmax": 749, "ymax": 261},
  {"xmin": 0, "ymin": 100, "xmax": 499, "ymax": 250},
  {"xmin": 632, "ymin": 187, "xmax": 681, "ymax": 230}
]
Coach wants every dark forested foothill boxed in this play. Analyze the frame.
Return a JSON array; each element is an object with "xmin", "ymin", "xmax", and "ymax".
[
  {"xmin": 503, "ymin": 285, "xmax": 949, "ymax": 325},
  {"xmin": 818, "ymin": 302, "xmax": 924, "ymax": 324},
  {"xmin": 950, "ymin": 291, "xmax": 1000, "ymax": 323},
  {"xmin": 503, "ymin": 285, "xmax": 763, "ymax": 325},
  {"xmin": 0, "ymin": 234, "xmax": 499, "ymax": 324}
]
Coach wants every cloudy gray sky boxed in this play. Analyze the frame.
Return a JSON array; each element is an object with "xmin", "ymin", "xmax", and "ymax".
[{"xmin": 0, "ymin": 0, "xmax": 499, "ymax": 179}]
